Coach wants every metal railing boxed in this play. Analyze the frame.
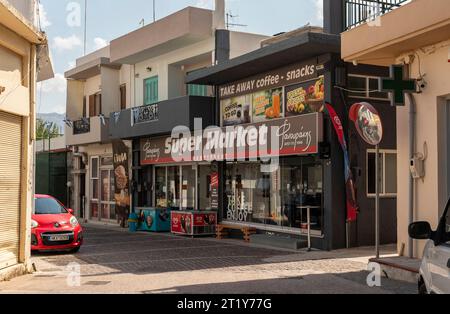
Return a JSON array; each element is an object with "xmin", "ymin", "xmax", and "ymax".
[
  {"xmin": 73, "ymin": 118, "xmax": 90, "ymax": 135},
  {"xmin": 345, "ymin": 0, "xmax": 410, "ymax": 30}
]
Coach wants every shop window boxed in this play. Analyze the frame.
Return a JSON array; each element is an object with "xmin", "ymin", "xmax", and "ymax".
[
  {"xmin": 224, "ymin": 157, "xmax": 324, "ymax": 234},
  {"xmin": 167, "ymin": 166, "xmax": 180, "ymax": 209},
  {"xmin": 367, "ymin": 150, "xmax": 397, "ymax": 197},
  {"xmin": 144, "ymin": 76, "xmax": 158, "ymax": 105},
  {"xmin": 90, "ymin": 157, "xmax": 99, "ymax": 218},
  {"xmin": 347, "ymin": 75, "xmax": 389, "ymax": 100}
]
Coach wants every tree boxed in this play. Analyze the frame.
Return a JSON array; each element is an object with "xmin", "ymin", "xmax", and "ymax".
[{"xmin": 36, "ymin": 118, "xmax": 60, "ymax": 140}]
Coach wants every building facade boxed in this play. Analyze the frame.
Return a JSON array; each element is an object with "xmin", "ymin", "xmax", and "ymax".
[
  {"xmin": 65, "ymin": 0, "xmax": 268, "ymax": 226},
  {"xmin": 341, "ymin": 0, "xmax": 450, "ymax": 257},
  {"xmin": 0, "ymin": 0, "xmax": 53, "ymax": 280}
]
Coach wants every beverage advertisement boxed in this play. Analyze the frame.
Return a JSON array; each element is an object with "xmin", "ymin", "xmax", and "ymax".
[
  {"xmin": 252, "ymin": 88, "xmax": 283, "ymax": 122},
  {"xmin": 171, "ymin": 212, "xmax": 192, "ymax": 235},
  {"xmin": 221, "ymin": 95, "xmax": 252, "ymax": 126},
  {"xmin": 285, "ymin": 76, "xmax": 324, "ymax": 116}
]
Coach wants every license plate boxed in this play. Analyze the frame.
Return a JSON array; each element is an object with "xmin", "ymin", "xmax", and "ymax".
[{"xmin": 49, "ymin": 235, "xmax": 69, "ymax": 241}]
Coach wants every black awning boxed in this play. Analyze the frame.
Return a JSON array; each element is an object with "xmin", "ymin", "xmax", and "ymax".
[{"xmin": 186, "ymin": 32, "xmax": 341, "ymax": 86}]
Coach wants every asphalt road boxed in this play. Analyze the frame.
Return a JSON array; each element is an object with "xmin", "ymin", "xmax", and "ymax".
[{"xmin": 0, "ymin": 224, "xmax": 417, "ymax": 294}]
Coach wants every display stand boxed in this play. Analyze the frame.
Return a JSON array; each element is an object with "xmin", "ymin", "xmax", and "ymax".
[{"xmin": 171, "ymin": 211, "xmax": 217, "ymax": 236}]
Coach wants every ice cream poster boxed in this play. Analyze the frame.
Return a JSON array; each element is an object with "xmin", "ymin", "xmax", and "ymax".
[{"xmin": 113, "ymin": 140, "xmax": 131, "ymax": 220}]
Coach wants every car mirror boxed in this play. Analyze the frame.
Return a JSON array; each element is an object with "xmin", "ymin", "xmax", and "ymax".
[
  {"xmin": 67, "ymin": 208, "xmax": 74, "ymax": 215},
  {"xmin": 409, "ymin": 221, "xmax": 433, "ymax": 240}
]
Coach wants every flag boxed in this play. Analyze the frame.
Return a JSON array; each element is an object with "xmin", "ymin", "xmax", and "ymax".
[{"xmin": 324, "ymin": 102, "xmax": 358, "ymax": 222}]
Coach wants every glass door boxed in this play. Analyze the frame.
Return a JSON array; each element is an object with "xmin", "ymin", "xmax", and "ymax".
[
  {"xmin": 181, "ymin": 165, "xmax": 196, "ymax": 211},
  {"xmin": 100, "ymin": 169, "xmax": 116, "ymax": 221}
]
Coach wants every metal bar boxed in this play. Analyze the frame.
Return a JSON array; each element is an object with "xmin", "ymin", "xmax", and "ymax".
[
  {"xmin": 307, "ymin": 206, "xmax": 312, "ymax": 252},
  {"xmin": 375, "ymin": 144, "xmax": 380, "ymax": 259}
]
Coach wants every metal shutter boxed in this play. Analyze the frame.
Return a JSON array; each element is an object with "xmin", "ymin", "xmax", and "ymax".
[{"xmin": 0, "ymin": 111, "xmax": 22, "ymax": 270}]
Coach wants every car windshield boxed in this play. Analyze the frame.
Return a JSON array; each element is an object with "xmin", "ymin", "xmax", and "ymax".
[{"xmin": 35, "ymin": 197, "xmax": 67, "ymax": 215}]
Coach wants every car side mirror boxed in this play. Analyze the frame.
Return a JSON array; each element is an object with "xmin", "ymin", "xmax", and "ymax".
[
  {"xmin": 409, "ymin": 221, "xmax": 433, "ymax": 240},
  {"xmin": 67, "ymin": 208, "xmax": 74, "ymax": 215}
]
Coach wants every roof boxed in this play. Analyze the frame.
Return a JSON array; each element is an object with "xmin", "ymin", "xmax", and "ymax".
[
  {"xmin": 186, "ymin": 31, "xmax": 341, "ymax": 86},
  {"xmin": 65, "ymin": 57, "xmax": 121, "ymax": 80}
]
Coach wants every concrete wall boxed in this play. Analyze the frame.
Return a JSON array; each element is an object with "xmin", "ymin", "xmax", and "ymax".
[
  {"xmin": 229, "ymin": 31, "xmax": 268, "ymax": 59},
  {"xmin": 397, "ymin": 43, "xmax": 450, "ymax": 258},
  {"xmin": 66, "ymin": 79, "xmax": 84, "ymax": 121},
  {"xmin": 100, "ymin": 67, "xmax": 120, "ymax": 115}
]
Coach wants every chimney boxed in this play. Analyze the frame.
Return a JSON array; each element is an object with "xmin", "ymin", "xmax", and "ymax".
[
  {"xmin": 213, "ymin": 0, "xmax": 226, "ymax": 30},
  {"xmin": 323, "ymin": 0, "xmax": 344, "ymax": 34}
]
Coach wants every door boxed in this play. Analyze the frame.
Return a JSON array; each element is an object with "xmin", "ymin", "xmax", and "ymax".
[
  {"xmin": 430, "ymin": 208, "xmax": 450, "ymax": 294},
  {"xmin": 0, "ymin": 111, "xmax": 22, "ymax": 270}
]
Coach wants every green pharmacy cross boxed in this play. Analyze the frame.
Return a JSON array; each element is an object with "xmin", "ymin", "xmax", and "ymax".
[{"xmin": 379, "ymin": 65, "xmax": 416, "ymax": 106}]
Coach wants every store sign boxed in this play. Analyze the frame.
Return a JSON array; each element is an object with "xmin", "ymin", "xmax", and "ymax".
[
  {"xmin": 219, "ymin": 58, "xmax": 320, "ymax": 99},
  {"xmin": 132, "ymin": 103, "xmax": 159, "ymax": 125},
  {"xmin": 210, "ymin": 172, "xmax": 219, "ymax": 210},
  {"xmin": 140, "ymin": 113, "xmax": 323, "ymax": 165}
]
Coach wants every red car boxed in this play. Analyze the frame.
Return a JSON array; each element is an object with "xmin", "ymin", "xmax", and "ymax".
[{"xmin": 31, "ymin": 195, "xmax": 83, "ymax": 253}]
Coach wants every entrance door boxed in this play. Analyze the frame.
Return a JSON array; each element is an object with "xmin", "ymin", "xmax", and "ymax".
[
  {"xmin": 0, "ymin": 111, "xmax": 22, "ymax": 270},
  {"xmin": 100, "ymin": 169, "xmax": 116, "ymax": 222}
]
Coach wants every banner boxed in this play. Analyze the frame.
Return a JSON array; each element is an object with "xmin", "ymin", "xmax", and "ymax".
[
  {"xmin": 324, "ymin": 103, "xmax": 358, "ymax": 222},
  {"xmin": 112, "ymin": 140, "xmax": 131, "ymax": 225}
]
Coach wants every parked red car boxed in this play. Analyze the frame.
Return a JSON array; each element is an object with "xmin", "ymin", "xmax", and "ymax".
[{"xmin": 31, "ymin": 195, "xmax": 83, "ymax": 253}]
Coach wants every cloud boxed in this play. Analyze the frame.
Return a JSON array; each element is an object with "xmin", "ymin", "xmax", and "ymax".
[
  {"xmin": 67, "ymin": 60, "xmax": 76, "ymax": 70},
  {"xmin": 314, "ymin": 0, "xmax": 323, "ymax": 22},
  {"xmin": 195, "ymin": 0, "xmax": 213, "ymax": 9},
  {"xmin": 40, "ymin": 73, "xmax": 66, "ymax": 94},
  {"xmin": 53, "ymin": 35, "xmax": 82, "ymax": 52},
  {"xmin": 93, "ymin": 37, "xmax": 108, "ymax": 50},
  {"xmin": 38, "ymin": 4, "xmax": 52, "ymax": 29}
]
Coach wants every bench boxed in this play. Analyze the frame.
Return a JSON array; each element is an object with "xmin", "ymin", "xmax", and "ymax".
[{"xmin": 216, "ymin": 224, "xmax": 257, "ymax": 242}]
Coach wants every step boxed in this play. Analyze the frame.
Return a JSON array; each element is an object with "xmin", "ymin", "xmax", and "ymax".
[
  {"xmin": 250, "ymin": 234, "xmax": 307, "ymax": 250},
  {"xmin": 369, "ymin": 257, "xmax": 421, "ymax": 284}
]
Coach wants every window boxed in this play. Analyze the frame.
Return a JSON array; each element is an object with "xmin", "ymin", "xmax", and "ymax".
[
  {"xmin": 89, "ymin": 93, "xmax": 102, "ymax": 117},
  {"xmin": 367, "ymin": 150, "xmax": 397, "ymax": 197},
  {"xmin": 224, "ymin": 157, "xmax": 324, "ymax": 234},
  {"xmin": 120, "ymin": 84, "xmax": 127, "ymax": 110},
  {"xmin": 90, "ymin": 157, "xmax": 99, "ymax": 218},
  {"xmin": 348, "ymin": 75, "xmax": 389, "ymax": 100},
  {"xmin": 188, "ymin": 84, "xmax": 208, "ymax": 97},
  {"xmin": 144, "ymin": 76, "xmax": 158, "ymax": 105}
]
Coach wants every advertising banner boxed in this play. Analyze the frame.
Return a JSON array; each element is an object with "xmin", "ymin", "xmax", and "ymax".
[
  {"xmin": 221, "ymin": 95, "xmax": 252, "ymax": 126},
  {"xmin": 285, "ymin": 77, "xmax": 324, "ymax": 117},
  {"xmin": 112, "ymin": 140, "xmax": 131, "ymax": 225}
]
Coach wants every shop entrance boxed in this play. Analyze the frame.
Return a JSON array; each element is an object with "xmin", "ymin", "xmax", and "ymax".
[{"xmin": 154, "ymin": 164, "xmax": 213, "ymax": 211}]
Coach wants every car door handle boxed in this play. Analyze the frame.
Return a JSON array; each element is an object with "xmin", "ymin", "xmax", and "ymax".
[{"xmin": 447, "ymin": 258, "xmax": 450, "ymax": 269}]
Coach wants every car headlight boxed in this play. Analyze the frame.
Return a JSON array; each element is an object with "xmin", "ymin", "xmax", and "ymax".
[
  {"xmin": 70, "ymin": 216, "xmax": 79, "ymax": 227},
  {"xmin": 31, "ymin": 219, "xmax": 39, "ymax": 229}
]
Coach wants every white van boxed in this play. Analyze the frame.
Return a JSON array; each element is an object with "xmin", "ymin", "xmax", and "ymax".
[{"xmin": 409, "ymin": 201, "xmax": 450, "ymax": 294}]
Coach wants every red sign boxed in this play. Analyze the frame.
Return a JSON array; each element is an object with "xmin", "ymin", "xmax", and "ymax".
[{"xmin": 171, "ymin": 212, "xmax": 192, "ymax": 235}]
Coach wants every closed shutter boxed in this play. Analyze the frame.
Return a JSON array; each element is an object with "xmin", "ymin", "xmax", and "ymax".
[
  {"xmin": 144, "ymin": 76, "xmax": 158, "ymax": 105},
  {"xmin": 0, "ymin": 111, "xmax": 22, "ymax": 270}
]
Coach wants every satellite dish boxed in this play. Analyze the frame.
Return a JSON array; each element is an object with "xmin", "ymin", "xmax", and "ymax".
[{"xmin": 349, "ymin": 102, "xmax": 383, "ymax": 146}]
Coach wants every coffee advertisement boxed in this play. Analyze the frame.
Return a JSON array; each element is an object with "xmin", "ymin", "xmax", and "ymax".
[
  {"xmin": 112, "ymin": 140, "xmax": 131, "ymax": 222},
  {"xmin": 221, "ymin": 95, "xmax": 252, "ymax": 126}
]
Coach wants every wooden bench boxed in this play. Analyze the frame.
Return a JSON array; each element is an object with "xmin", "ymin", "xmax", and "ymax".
[{"xmin": 216, "ymin": 224, "xmax": 257, "ymax": 242}]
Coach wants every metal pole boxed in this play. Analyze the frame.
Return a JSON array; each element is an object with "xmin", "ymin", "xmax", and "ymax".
[
  {"xmin": 153, "ymin": 0, "xmax": 156, "ymax": 22},
  {"xmin": 307, "ymin": 206, "xmax": 311, "ymax": 252},
  {"xmin": 84, "ymin": 0, "xmax": 87, "ymax": 55},
  {"xmin": 375, "ymin": 144, "xmax": 380, "ymax": 259}
]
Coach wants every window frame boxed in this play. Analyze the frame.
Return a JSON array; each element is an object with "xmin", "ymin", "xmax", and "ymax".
[
  {"xmin": 366, "ymin": 149, "xmax": 397, "ymax": 198},
  {"xmin": 347, "ymin": 74, "xmax": 390, "ymax": 101}
]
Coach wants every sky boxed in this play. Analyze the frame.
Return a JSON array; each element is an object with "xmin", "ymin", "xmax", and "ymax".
[{"xmin": 37, "ymin": 0, "xmax": 324, "ymax": 114}]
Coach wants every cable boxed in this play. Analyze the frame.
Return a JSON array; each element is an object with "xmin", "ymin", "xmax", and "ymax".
[{"xmin": 334, "ymin": 85, "xmax": 381, "ymax": 94}]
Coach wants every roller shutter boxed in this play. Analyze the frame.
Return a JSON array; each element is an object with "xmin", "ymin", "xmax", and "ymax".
[{"xmin": 0, "ymin": 111, "xmax": 22, "ymax": 270}]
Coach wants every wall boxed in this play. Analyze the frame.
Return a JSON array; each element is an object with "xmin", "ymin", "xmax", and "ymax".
[
  {"xmin": 397, "ymin": 43, "xmax": 450, "ymax": 257},
  {"xmin": 132, "ymin": 38, "xmax": 215, "ymax": 106},
  {"xmin": 66, "ymin": 79, "xmax": 84, "ymax": 120},
  {"xmin": 229, "ymin": 31, "xmax": 269, "ymax": 59},
  {"xmin": 100, "ymin": 67, "xmax": 120, "ymax": 115}
]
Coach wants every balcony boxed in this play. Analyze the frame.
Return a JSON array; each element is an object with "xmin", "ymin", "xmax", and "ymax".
[
  {"xmin": 66, "ymin": 116, "xmax": 110, "ymax": 147},
  {"xmin": 109, "ymin": 96, "xmax": 214, "ymax": 139},
  {"xmin": 342, "ymin": 0, "xmax": 450, "ymax": 66},
  {"xmin": 345, "ymin": 0, "xmax": 410, "ymax": 30}
]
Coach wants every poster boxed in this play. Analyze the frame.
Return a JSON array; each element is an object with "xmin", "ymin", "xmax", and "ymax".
[
  {"xmin": 112, "ymin": 140, "xmax": 131, "ymax": 225},
  {"xmin": 210, "ymin": 172, "xmax": 219, "ymax": 210},
  {"xmin": 285, "ymin": 76, "xmax": 324, "ymax": 117},
  {"xmin": 252, "ymin": 88, "xmax": 283, "ymax": 122},
  {"xmin": 221, "ymin": 95, "xmax": 252, "ymax": 126}
]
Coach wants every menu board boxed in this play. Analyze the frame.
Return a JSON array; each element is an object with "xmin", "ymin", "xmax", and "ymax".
[
  {"xmin": 221, "ymin": 95, "xmax": 252, "ymax": 126},
  {"xmin": 252, "ymin": 88, "xmax": 283, "ymax": 122},
  {"xmin": 285, "ymin": 77, "xmax": 324, "ymax": 117}
]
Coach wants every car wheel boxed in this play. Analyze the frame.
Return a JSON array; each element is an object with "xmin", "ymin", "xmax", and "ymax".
[
  {"xmin": 418, "ymin": 278, "xmax": 428, "ymax": 295},
  {"xmin": 70, "ymin": 247, "xmax": 81, "ymax": 254}
]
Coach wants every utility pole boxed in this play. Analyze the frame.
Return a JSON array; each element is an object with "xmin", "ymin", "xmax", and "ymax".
[
  {"xmin": 84, "ymin": 0, "xmax": 87, "ymax": 55},
  {"xmin": 153, "ymin": 0, "xmax": 156, "ymax": 22}
]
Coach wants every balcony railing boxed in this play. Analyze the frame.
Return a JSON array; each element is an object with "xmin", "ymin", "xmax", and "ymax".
[
  {"xmin": 345, "ymin": 0, "xmax": 410, "ymax": 30},
  {"xmin": 73, "ymin": 118, "xmax": 90, "ymax": 135}
]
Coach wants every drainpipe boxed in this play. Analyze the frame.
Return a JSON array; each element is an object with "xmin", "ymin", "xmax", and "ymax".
[{"xmin": 407, "ymin": 92, "xmax": 416, "ymax": 258}]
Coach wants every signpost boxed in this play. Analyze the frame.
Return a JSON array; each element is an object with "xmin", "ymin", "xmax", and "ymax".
[{"xmin": 349, "ymin": 102, "xmax": 384, "ymax": 258}]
